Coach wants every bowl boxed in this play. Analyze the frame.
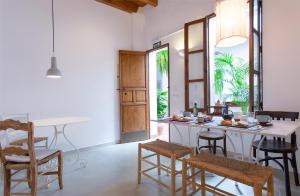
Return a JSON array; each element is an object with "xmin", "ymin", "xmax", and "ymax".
[{"xmin": 222, "ymin": 114, "xmax": 233, "ymax": 120}]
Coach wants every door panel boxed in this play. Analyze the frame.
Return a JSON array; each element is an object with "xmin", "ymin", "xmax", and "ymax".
[
  {"xmin": 135, "ymin": 90, "xmax": 146, "ymax": 102},
  {"xmin": 119, "ymin": 50, "xmax": 149, "ymax": 143},
  {"xmin": 122, "ymin": 91, "xmax": 133, "ymax": 103},
  {"xmin": 121, "ymin": 54, "xmax": 146, "ymax": 88},
  {"xmin": 122, "ymin": 105, "xmax": 146, "ymax": 132}
]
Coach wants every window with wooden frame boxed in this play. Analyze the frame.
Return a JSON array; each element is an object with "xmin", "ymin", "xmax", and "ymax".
[
  {"xmin": 249, "ymin": 0, "xmax": 263, "ymax": 111},
  {"xmin": 184, "ymin": 0, "xmax": 263, "ymax": 113},
  {"xmin": 184, "ymin": 18, "xmax": 208, "ymax": 112}
]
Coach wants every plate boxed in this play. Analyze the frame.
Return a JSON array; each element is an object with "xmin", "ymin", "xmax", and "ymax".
[{"xmin": 259, "ymin": 122, "xmax": 273, "ymax": 127}]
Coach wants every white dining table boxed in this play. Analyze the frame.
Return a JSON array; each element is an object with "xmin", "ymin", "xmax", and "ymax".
[
  {"xmin": 154, "ymin": 117, "xmax": 300, "ymax": 194},
  {"xmin": 34, "ymin": 116, "xmax": 90, "ymax": 167},
  {"xmin": 153, "ymin": 117, "xmax": 300, "ymax": 163}
]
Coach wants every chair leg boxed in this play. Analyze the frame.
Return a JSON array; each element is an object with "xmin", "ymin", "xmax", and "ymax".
[
  {"xmin": 58, "ymin": 151, "xmax": 64, "ymax": 189},
  {"xmin": 213, "ymin": 140, "xmax": 217, "ymax": 155},
  {"xmin": 291, "ymin": 152, "xmax": 300, "ymax": 186},
  {"xmin": 267, "ymin": 174, "xmax": 274, "ymax": 196},
  {"xmin": 171, "ymin": 156, "xmax": 176, "ymax": 196},
  {"xmin": 223, "ymin": 136, "xmax": 227, "ymax": 157},
  {"xmin": 26, "ymin": 169, "xmax": 31, "ymax": 188},
  {"xmin": 253, "ymin": 185, "xmax": 263, "ymax": 196},
  {"xmin": 283, "ymin": 153, "xmax": 292, "ymax": 196},
  {"xmin": 157, "ymin": 154, "xmax": 161, "ymax": 175},
  {"xmin": 4, "ymin": 168, "xmax": 11, "ymax": 196},
  {"xmin": 264, "ymin": 152, "xmax": 269, "ymax": 166},
  {"xmin": 208, "ymin": 140, "xmax": 212, "ymax": 152},
  {"xmin": 138, "ymin": 144, "xmax": 142, "ymax": 184},
  {"xmin": 30, "ymin": 166, "xmax": 37, "ymax": 196},
  {"xmin": 182, "ymin": 160, "xmax": 187, "ymax": 196},
  {"xmin": 253, "ymin": 147, "xmax": 257, "ymax": 159}
]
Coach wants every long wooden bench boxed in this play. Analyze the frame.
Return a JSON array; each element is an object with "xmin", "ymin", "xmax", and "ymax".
[
  {"xmin": 182, "ymin": 151, "xmax": 274, "ymax": 196},
  {"xmin": 138, "ymin": 139, "xmax": 194, "ymax": 196}
]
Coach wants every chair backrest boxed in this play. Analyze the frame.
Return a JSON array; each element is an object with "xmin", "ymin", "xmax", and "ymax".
[
  {"xmin": 0, "ymin": 119, "xmax": 36, "ymax": 165},
  {"xmin": 1, "ymin": 113, "xmax": 29, "ymax": 145},
  {"xmin": 255, "ymin": 111, "xmax": 299, "ymax": 144},
  {"xmin": 255, "ymin": 111, "xmax": 299, "ymax": 121}
]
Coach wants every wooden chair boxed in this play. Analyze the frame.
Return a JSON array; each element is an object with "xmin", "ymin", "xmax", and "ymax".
[
  {"xmin": 0, "ymin": 119, "xmax": 63, "ymax": 196},
  {"xmin": 252, "ymin": 111, "xmax": 299, "ymax": 196},
  {"xmin": 138, "ymin": 139, "xmax": 193, "ymax": 196},
  {"xmin": 182, "ymin": 151, "xmax": 274, "ymax": 196}
]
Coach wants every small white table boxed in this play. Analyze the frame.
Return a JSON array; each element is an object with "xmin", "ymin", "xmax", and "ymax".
[{"xmin": 34, "ymin": 117, "xmax": 90, "ymax": 167}]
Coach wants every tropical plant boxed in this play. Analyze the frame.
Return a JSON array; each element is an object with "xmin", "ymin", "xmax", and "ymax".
[
  {"xmin": 214, "ymin": 52, "xmax": 249, "ymax": 112},
  {"xmin": 157, "ymin": 90, "xmax": 168, "ymax": 119},
  {"xmin": 156, "ymin": 50, "xmax": 168, "ymax": 76}
]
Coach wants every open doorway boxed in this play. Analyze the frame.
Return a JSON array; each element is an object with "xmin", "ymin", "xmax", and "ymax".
[{"xmin": 148, "ymin": 44, "xmax": 170, "ymax": 141}]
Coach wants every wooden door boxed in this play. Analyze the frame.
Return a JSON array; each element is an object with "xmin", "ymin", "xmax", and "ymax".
[{"xmin": 119, "ymin": 50, "xmax": 149, "ymax": 143}]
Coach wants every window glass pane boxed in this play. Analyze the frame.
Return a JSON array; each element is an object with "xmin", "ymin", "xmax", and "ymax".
[
  {"xmin": 188, "ymin": 23, "xmax": 203, "ymax": 51},
  {"xmin": 189, "ymin": 82, "xmax": 204, "ymax": 108},
  {"xmin": 189, "ymin": 52, "xmax": 204, "ymax": 80},
  {"xmin": 254, "ymin": 74, "xmax": 259, "ymax": 110},
  {"xmin": 254, "ymin": 33, "xmax": 259, "ymax": 71},
  {"xmin": 253, "ymin": 0, "xmax": 259, "ymax": 30}
]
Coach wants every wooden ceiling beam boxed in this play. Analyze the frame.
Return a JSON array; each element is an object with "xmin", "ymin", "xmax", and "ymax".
[
  {"xmin": 95, "ymin": 0, "xmax": 139, "ymax": 13},
  {"xmin": 137, "ymin": 0, "xmax": 158, "ymax": 7}
]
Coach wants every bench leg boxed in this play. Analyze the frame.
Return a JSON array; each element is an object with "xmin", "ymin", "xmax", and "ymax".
[
  {"xmin": 138, "ymin": 144, "xmax": 142, "ymax": 184},
  {"xmin": 191, "ymin": 166, "xmax": 196, "ymax": 191},
  {"xmin": 157, "ymin": 154, "xmax": 161, "ymax": 176},
  {"xmin": 267, "ymin": 174, "xmax": 274, "ymax": 196},
  {"xmin": 200, "ymin": 168, "xmax": 206, "ymax": 196},
  {"xmin": 182, "ymin": 160, "xmax": 187, "ymax": 196},
  {"xmin": 171, "ymin": 156, "xmax": 176, "ymax": 196},
  {"xmin": 253, "ymin": 185, "xmax": 262, "ymax": 196}
]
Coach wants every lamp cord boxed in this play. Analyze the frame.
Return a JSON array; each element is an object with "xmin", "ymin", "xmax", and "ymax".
[{"xmin": 52, "ymin": 0, "xmax": 55, "ymax": 55}]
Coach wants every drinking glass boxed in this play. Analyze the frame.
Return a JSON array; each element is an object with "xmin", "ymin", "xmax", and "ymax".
[{"xmin": 248, "ymin": 112, "xmax": 255, "ymax": 124}]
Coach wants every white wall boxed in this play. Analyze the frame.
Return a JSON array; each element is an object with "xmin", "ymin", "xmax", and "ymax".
[
  {"xmin": 141, "ymin": 0, "xmax": 215, "ymax": 49},
  {"xmin": 0, "ymin": 0, "xmax": 4, "ymax": 112},
  {"xmin": 263, "ymin": 0, "xmax": 300, "ymax": 112},
  {"xmin": 0, "ymin": 0, "xmax": 133, "ymax": 151}
]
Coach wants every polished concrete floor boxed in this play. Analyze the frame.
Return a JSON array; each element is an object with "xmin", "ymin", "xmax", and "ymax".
[{"xmin": 1, "ymin": 142, "xmax": 300, "ymax": 196}]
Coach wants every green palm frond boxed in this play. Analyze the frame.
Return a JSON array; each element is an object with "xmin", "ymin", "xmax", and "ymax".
[
  {"xmin": 156, "ymin": 50, "xmax": 168, "ymax": 76},
  {"xmin": 214, "ymin": 52, "xmax": 249, "ymax": 112}
]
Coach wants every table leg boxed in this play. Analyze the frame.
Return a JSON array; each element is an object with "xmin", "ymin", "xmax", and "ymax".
[
  {"xmin": 255, "ymin": 135, "xmax": 266, "ymax": 164},
  {"xmin": 48, "ymin": 125, "xmax": 58, "ymax": 149},
  {"xmin": 171, "ymin": 122, "xmax": 184, "ymax": 145},
  {"xmin": 188, "ymin": 126, "xmax": 191, "ymax": 146},
  {"xmin": 239, "ymin": 133, "xmax": 245, "ymax": 161},
  {"xmin": 249, "ymin": 133, "xmax": 258, "ymax": 162},
  {"xmin": 49, "ymin": 125, "xmax": 87, "ymax": 168},
  {"xmin": 61, "ymin": 125, "xmax": 87, "ymax": 167}
]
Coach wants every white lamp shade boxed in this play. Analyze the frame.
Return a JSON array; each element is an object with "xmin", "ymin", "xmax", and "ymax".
[
  {"xmin": 46, "ymin": 56, "xmax": 62, "ymax": 78},
  {"xmin": 216, "ymin": 0, "xmax": 248, "ymax": 47}
]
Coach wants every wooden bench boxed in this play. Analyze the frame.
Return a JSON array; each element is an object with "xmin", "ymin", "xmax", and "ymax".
[
  {"xmin": 138, "ymin": 139, "xmax": 193, "ymax": 196},
  {"xmin": 182, "ymin": 151, "xmax": 274, "ymax": 196}
]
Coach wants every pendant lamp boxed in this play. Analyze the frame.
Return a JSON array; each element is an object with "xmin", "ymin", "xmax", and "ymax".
[
  {"xmin": 46, "ymin": 0, "xmax": 62, "ymax": 78},
  {"xmin": 216, "ymin": 0, "xmax": 248, "ymax": 47}
]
